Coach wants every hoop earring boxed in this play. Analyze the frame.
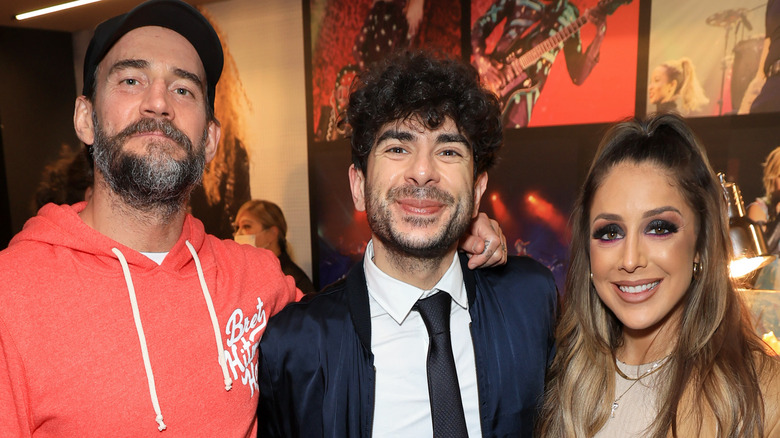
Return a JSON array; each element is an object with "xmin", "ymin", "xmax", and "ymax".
[{"xmin": 692, "ymin": 262, "xmax": 702, "ymax": 280}]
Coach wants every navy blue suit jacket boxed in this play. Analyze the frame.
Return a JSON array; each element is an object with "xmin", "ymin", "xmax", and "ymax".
[{"xmin": 258, "ymin": 254, "xmax": 558, "ymax": 437}]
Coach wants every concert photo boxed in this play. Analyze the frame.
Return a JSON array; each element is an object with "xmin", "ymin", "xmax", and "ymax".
[
  {"xmin": 470, "ymin": 0, "xmax": 640, "ymax": 128},
  {"xmin": 308, "ymin": 0, "xmax": 462, "ymax": 142},
  {"xmin": 647, "ymin": 0, "xmax": 772, "ymax": 117}
]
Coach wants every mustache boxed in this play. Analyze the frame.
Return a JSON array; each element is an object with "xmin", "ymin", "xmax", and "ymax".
[
  {"xmin": 386, "ymin": 185, "xmax": 454, "ymax": 205},
  {"xmin": 112, "ymin": 117, "xmax": 193, "ymax": 151}
]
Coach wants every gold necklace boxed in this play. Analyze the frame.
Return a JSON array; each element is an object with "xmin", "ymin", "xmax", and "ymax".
[{"xmin": 610, "ymin": 354, "xmax": 672, "ymax": 418}]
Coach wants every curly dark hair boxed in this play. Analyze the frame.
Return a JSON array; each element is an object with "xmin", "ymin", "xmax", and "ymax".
[{"xmin": 345, "ymin": 50, "xmax": 502, "ymax": 176}]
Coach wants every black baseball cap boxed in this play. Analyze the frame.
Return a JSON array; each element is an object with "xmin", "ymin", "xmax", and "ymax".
[{"xmin": 82, "ymin": 0, "xmax": 223, "ymax": 114}]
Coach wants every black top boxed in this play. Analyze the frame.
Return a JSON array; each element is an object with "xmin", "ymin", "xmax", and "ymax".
[
  {"xmin": 656, "ymin": 99, "xmax": 678, "ymax": 114},
  {"xmin": 279, "ymin": 252, "xmax": 316, "ymax": 294},
  {"xmin": 766, "ymin": 0, "xmax": 780, "ymax": 73}
]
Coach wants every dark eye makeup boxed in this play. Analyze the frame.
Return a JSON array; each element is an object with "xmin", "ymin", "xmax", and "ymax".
[
  {"xmin": 592, "ymin": 224, "xmax": 623, "ymax": 241},
  {"xmin": 592, "ymin": 218, "xmax": 680, "ymax": 242},
  {"xmin": 646, "ymin": 219, "xmax": 679, "ymax": 235}
]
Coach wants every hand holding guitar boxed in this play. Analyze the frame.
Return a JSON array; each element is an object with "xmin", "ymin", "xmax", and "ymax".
[
  {"xmin": 477, "ymin": 0, "xmax": 631, "ymax": 103},
  {"xmin": 584, "ymin": 5, "xmax": 607, "ymax": 35},
  {"xmin": 474, "ymin": 53, "xmax": 503, "ymax": 95}
]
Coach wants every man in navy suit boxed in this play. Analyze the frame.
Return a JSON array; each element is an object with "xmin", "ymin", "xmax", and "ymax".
[{"xmin": 258, "ymin": 50, "xmax": 558, "ymax": 437}]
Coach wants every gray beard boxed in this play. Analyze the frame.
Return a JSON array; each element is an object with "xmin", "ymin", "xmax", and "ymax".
[
  {"xmin": 365, "ymin": 184, "xmax": 473, "ymax": 265},
  {"xmin": 91, "ymin": 113, "xmax": 207, "ymax": 218}
]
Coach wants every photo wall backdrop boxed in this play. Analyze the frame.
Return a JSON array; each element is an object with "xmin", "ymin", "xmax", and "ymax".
[
  {"xmin": 309, "ymin": 0, "xmax": 463, "ymax": 143},
  {"xmin": 305, "ymin": 0, "xmax": 780, "ymax": 290},
  {"xmin": 470, "ymin": 0, "xmax": 639, "ymax": 128},
  {"xmin": 647, "ymin": 0, "xmax": 768, "ymax": 117}
]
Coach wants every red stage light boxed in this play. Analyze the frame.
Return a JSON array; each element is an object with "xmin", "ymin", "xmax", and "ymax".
[
  {"xmin": 524, "ymin": 192, "xmax": 570, "ymax": 244},
  {"xmin": 489, "ymin": 191, "xmax": 510, "ymax": 226}
]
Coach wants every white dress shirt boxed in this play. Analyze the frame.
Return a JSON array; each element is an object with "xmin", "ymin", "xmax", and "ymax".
[{"xmin": 364, "ymin": 240, "xmax": 482, "ymax": 437}]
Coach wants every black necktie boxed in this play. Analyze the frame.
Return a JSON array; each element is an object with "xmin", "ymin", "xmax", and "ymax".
[{"xmin": 414, "ymin": 291, "xmax": 469, "ymax": 438}]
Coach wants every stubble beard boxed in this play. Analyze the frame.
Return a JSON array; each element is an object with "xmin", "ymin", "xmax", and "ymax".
[
  {"xmin": 365, "ymin": 184, "xmax": 473, "ymax": 270},
  {"xmin": 91, "ymin": 113, "xmax": 207, "ymax": 219}
]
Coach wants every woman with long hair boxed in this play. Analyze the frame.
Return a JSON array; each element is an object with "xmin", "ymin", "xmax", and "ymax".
[
  {"xmin": 748, "ymin": 146, "xmax": 780, "ymax": 254},
  {"xmin": 648, "ymin": 58, "xmax": 709, "ymax": 115},
  {"xmin": 747, "ymin": 146, "xmax": 780, "ymax": 290},
  {"xmin": 538, "ymin": 113, "xmax": 780, "ymax": 437}
]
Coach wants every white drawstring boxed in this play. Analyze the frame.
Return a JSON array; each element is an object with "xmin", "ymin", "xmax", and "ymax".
[
  {"xmin": 112, "ymin": 242, "xmax": 233, "ymax": 432},
  {"xmin": 185, "ymin": 240, "xmax": 233, "ymax": 391},
  {"xmin": 112, "ymin": 248, "xmax": 167, "ymax": 432}
]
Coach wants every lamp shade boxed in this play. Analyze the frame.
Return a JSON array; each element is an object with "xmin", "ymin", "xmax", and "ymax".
[{"xmin": 719, "ymin": 173, "xmax": 775, "ymax": 279}]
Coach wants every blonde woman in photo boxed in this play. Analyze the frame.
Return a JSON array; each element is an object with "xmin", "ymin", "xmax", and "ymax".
[{"xmin": 648, "ymin": 58, "xmax": 709, "ymax": 115}]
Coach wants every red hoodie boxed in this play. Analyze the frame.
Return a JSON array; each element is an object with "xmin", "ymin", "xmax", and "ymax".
[{"xmin": 0, "ymin": 202, "xmax": 301, "ymax": 437}]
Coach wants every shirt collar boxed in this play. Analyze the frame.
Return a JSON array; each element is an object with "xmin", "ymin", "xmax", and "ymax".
[{"xmin": 364, "ymin": 239, "xmax": 467, "ymax": 324}]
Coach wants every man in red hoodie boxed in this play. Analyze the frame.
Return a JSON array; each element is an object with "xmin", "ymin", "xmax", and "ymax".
[
  {"xmin": 0, "ymin": 1, "xmax": 506, "ymax": 436},
  {"xmin": 0, "ymin": 1, "xmax": 301, "ymax": 436}
]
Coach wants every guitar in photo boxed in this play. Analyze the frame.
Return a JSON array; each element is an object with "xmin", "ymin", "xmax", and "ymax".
[{"xmin": 472, "ymin": 0, "xmax": 631, "ymax": 128}]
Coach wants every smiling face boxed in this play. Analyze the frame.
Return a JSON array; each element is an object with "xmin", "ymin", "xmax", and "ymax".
[
  {"xmin": 589, "ymin": 161, "xmax": 699, "ymax": 341},
  {"xmin": 349, "ymin": 117, "xmax": 487, "ymax": 261},
  {"xmin": 647, "ymin": 65, "xmax": 677, "ymax": 105}
]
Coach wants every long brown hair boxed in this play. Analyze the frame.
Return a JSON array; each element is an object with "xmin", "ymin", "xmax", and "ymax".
[
  {"xmin": 198, "ymin": 7, "xmax": 250, "ymax": 208},
  {"xmin": 538, "ymin": 113, "xmax": 773, "ymax": 437}
]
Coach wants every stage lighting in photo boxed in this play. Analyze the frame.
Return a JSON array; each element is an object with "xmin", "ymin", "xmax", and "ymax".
[
  {"xmin": 524, "ymin": 193, "xmax": 569, "ymax": 245},
  {"xmin": 489, "ymin": 192, "xmax": 511, "ymax": 226}
]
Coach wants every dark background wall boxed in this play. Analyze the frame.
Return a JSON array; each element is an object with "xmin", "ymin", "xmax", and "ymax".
[{"xmin": 0, "ymin": 26, "xmax": 80, "ymax": 248}]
